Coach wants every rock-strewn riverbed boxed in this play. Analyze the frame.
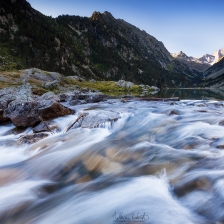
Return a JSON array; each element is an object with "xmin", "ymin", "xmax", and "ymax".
[{"xmin": 1, "ymin": 93, "xmax": 224, "ymax": 223}]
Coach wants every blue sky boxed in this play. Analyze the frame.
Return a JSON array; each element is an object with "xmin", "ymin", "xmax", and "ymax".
[{"xmin": 28, "ymin": 0, "xmax": 224, "ymax": 58}]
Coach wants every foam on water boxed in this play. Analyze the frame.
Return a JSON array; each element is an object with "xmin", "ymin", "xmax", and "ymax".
[{"xmin": 1, "ymin": 99, "xmax": 224, "ymax": 223}]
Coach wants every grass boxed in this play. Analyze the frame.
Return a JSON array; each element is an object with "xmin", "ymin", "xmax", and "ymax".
[
  {"xmin": 0, "ymin": 69, "xmax": 154, "ymax": 97},
  {"xmin": 62, "ymin": 78, "xmax": 144, "ymax": 96}
]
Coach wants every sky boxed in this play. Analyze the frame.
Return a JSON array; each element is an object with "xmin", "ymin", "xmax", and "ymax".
[{"xmin": 28, "ymin": 0, "xmax": 224, "ymax": 58}]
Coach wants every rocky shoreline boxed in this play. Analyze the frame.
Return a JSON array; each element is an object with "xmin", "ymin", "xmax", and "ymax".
[{"xmin": 0, "ymin": 85, "xmax": 108, "ymax": 143}]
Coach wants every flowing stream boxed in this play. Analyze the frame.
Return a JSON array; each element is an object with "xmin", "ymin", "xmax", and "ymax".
[{"xmin": 1, "ymin": 98, "xmax": 224, "ymax": 223}]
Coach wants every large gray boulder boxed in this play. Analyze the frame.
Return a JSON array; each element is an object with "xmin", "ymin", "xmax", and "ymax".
[
  {"xmin": 0, "ymin": 87, "xmax": 17, "ymax": 103},
  {"xmin": 0, "ymin": 87, "xmax": 17, "ymax": 122},
  {"xmin": 22, "ymin": 68, "xmax": 62, "ymax": 82},
  {"xmin": 38, "ymin": 92, "xmax": 60, "ymax": 102},
  {"xmin": 42, "ymin": 80, "xmax": 60, "ymax": 89},
  {"xmin": 78, "ymin": 92, "xmax": 105, "ymax": 103},
  {"xmin": 58, "ymin": 91, "xmax": 105, "ymax": 104},
  {"xmin": 117, "ymin": 80, "xmax": 134, "ymax": 88},
  {"xmin": 4, "ymin": 100, "xmax": 74, "ymax": 127}
]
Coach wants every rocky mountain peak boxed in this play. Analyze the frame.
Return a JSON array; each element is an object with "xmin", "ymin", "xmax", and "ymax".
[
  {"xmin": 172, "ymin": 51, "xmax": 188, "ymax": 59},
  {"xmin": 103, "ymin": 11, "xmax": 114, "ymax": 18},
  {"xmin": 177, "ymin": 51, "xmax": 188, "ymax": 58},
  {"xmin": 90, "ymin": 11, "xmax": 115, "ymax": 23},
  {"xmin": 212, "ymin": 48, "xmax": 224, "ymax": 64},
  {"xmin": 90, "ymin": 11, "xmax": 101, "ymax": 21}
]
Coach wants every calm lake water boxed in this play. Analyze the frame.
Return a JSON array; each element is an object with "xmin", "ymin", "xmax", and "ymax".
[{"xmin": 152, "ymin": 88, "xmax": 224, "ymax": 100}]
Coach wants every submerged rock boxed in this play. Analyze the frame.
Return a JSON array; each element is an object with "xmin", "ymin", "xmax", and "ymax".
[
  {"xmin": 82, "ymin": 154, "xmax": 123, "ymax": 174},
  {"xmin": 0, "ymin": 169, "xmax": 27, "ymax": 187},
  {"xmin": 76, "ymin": 175, "xmax": 92, "ymax": 184},
  {"xmin": 169, "ymin": 110, "xmax": 179, "ymax": 116},
  {"xmin": 4, "ymin": 100, "xmax": 74, "ymax": 127},
  {"xmin": 69, "ymin": 100, "xmax": 84, "ymax": 106},
  {"xmin": 19, "ymin": 133, "xmax": 49, "ymax": 144},
  {"xmin": 81, "ymin": 111, "xmax": 120, "ymax": 128},
  {"xmin": 33, "ymin": 121, "xmax": 57, "ymax": 133},
  {"xmin": 218, "ymin": 120, "xmax": 224, "ymax": 126}
]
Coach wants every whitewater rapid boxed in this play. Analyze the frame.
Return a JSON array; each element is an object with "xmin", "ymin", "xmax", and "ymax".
[{"xmin": 1, "ymin": 99, "xmax": 224, "ymax": 223}]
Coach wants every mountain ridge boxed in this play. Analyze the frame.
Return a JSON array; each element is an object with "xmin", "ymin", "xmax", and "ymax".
[
  {"xmin": 172, "ymin": 48, "xmax": 224, "ymax": 72},
  {"xmin": 0, "ymin": 0, "xmax": 201, "ymax": 87}
]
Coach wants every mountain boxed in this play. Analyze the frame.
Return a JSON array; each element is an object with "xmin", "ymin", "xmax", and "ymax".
[
  {"xmin": 0, "ymin": 0, "xmax": 201, "ymax": 87},
  {"xmin": 212, "ymin": 48, "xmax": 224, "ymax": 64},
  {"xmin": 203, "ymin": 57, "xmax": 224, "ymax": 88},
  {"xmin": 197, "ymin": 54, "xmax": 215, "ymax": 65},
  {"xmin": 198, "ymin": 49, "xmax": 224, "ymax": 65},
  {"xmin": 172, "ymin": 48, "xmax": 224, "ymax": 73},
  {"xmin": 172, "ymin": 51, "xmax": 211, "ymax": 72}
]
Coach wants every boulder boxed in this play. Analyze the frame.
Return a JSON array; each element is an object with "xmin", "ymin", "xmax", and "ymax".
[
  {"xmin": 59, "ymin": 91, "xmax": 105, "ymax": 104},
  {"xmin": 4, "ymin": 101, "xmax": 41, "ymax": 127},
  {"xmin": 79, "ymin": 92, "xmax": 105, "ymax": 103},
  {"xmin": 85, "ymin": 94, "xmax": 104, "ymax": 103},
  {"xmin": 42, "ymin": 80, "xmax": 59, "ymax": 89},
  {"xmin": 81, "ymin": 111, "xmax": 120, "ymax": 128},
  {"xmin": 69, "ymin": 100, "xmax": 84, "ymax": 106},
  {"xmin": 33, "ymin": 121, "xmax": 57, "ymax": 133},
  {"xmin": 38, "ymin": 92, "xmax": 60, "ymax": 102},
  {"xmin": 24, "ymin": 68, "xmax": 62, "ymax": 82},
  {"xmin": 169, "ymin": 110, "xmax": 179, "ymax": 116},
  {"xmin": 0, "ymin": 87, "xmax": 17, "ymax": 103},
  {"xmin": 151, "ymin": 86, "xmax": 160, "ymax": 91},
  {"xmin": 4, "ymin": 100, "xmax": 74, "ymax": 127},
  {"xmin": 117, "ymin": 80, "xmax": 134, "ymax": 88},
  {"xmin": 58, "ymin": 91, "xmax": 79, "ymax": 102}
]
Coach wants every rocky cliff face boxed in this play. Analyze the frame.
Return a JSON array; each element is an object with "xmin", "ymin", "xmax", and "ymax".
[{"xmin": 0, "ymin": 0, "xmax": 201, "ymax": 87}]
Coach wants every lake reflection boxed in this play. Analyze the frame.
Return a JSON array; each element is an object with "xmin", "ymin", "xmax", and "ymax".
[{"xmin": 152, "ymin": 88, "xmax": 224, "ymax": 100}]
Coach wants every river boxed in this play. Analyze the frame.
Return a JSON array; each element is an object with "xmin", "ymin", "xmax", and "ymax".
[{"xmin": 1, "ymin": 90, "xmax": 224, "ymax": 223}]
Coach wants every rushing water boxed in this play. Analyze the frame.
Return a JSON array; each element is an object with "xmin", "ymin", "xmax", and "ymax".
[{"xmin": 2, "ymin": 97, "xmax": 224, "ymax": 223}]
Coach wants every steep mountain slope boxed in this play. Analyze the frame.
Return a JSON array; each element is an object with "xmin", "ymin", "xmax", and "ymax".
[
  {"xmin": 204, "ymin": 57, "xmax": 224, "ymax": 87},
  {"xmin": 0, "ymin": 0, "xmax": 201, "ymax": 87}
]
